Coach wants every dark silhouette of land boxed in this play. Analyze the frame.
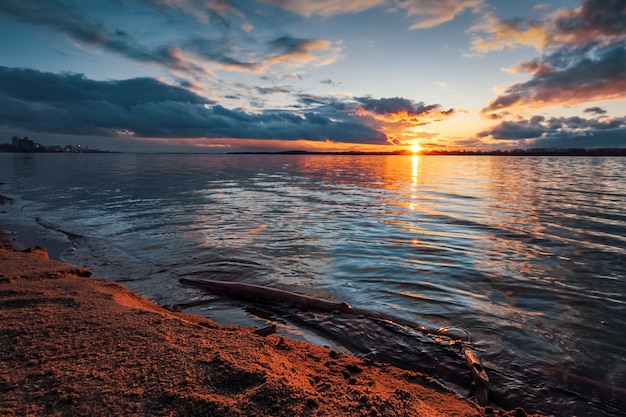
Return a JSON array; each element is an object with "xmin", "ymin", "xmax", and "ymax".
[
  {"xmin": 3, "ymin": 136, "xmax": 624, "ymax": 155},
  {"xmin": 229, "ymin": 148, "xmax": 626, "ymax": 156},
  {"xmin": 1, "ymin": 136, "xmax": 113, "ymax": 153}
]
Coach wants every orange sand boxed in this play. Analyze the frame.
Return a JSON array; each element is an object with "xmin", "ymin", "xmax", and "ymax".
[{"xmin": 0, "ymin": 245, "xmax": 542, "ymax": 416}]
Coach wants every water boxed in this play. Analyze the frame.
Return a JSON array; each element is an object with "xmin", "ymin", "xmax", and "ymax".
[{"xmin": 1, "ymin": 153, "xmax": 625, "ymax": 416}]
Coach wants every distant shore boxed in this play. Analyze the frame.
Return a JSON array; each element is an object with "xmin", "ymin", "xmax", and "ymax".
[
  {"xmin": 0, "ymin": 234, "xmax": 545, "ymax": 416},
  {"xmin": 2, "ymin": 143, "xmax": 625, "ymax": 156},
  {"xmin": 228, "ymin": 148, "xmax": 626, "ymax": 156}
]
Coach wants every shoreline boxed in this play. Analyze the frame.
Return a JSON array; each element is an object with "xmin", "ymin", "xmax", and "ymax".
[{"xmin": 0, "ymin": 242, "xmax": 542, "ymax": 416}]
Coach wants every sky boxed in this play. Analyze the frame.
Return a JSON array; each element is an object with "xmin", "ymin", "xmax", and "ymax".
[{"xmin": 0, "ymin": 0, "xmax": 625, "ymax": 152}]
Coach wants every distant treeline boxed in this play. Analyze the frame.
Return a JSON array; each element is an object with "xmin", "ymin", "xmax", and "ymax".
[
  {"xmin": 231, "ymin": 148, "xmax": 626, "ymax": 156},
  {"xmin": 419, "ymin": 148, "xmax": 626, "ymax": 156}
]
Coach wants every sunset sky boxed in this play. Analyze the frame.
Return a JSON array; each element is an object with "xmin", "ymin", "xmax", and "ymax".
[{"xmin": 0, "ymin": 0, "xmax": 624, "ymax": 152}]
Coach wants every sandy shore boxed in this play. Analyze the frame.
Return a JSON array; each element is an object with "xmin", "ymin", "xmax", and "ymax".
[{"xmin": 0, "ymin": 243, "xmax": 542, "ymax": 416}]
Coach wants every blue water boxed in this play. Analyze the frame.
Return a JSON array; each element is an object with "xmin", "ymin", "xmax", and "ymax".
[{"xmin": 1, "ymin": 153, "xmax": 625, "ymax": 416}]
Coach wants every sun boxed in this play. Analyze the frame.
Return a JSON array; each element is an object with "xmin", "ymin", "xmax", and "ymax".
[{"xmin": 410, "ymin": 140, "xmax": 422, "ymax": 154}]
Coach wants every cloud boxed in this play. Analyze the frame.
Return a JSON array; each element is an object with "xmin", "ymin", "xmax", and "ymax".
[
  {"xmin": 0, "ymin": 66, "xmax": 209, "ymax": 137},
  {"xmin": 583, "ymin": 107, "xmax": 607, "ymax": 115},
  {"xmin": 254, "ymin": 85, "xmax": 295, "ymax": 95},
  {"xmin": 0, "ymin": 66, "xmax": 207, "ymax": 107},
  {"xmin": 320, "ymin": 79, "xmax": 343, "ymax": 89},
  {"xmin": 551, "ymin": 0, "xmax": 626, "ymax": 47},
  {"xmin": 470, "ymin": 14, "xmax": 549, "ymax": 53},
  {"xmin": 471, "ymin": 0, "xmax": 626, "ymax": 53},
  {"xmin": 0, "ymin": 66, "xmax": 387, "ymax": 144},
  {"xmin": 180, "ymin": 38, "xmax": 264, "ymax": 72},
  {"xmin": 394, "ymin": 0, "xmax": 485, "ymax": 30},
  {"xmin": 137, "ymin": 0, "xmax": 241, "ymax": 26},
  {"xmin": 335, "ymin": 96, "xmax": 456, "ymax": 147},
  {"xmin": 357, "ymin": 96, "xmax": 439, "ymax": 115},
  {"xmin": 260, "ymin": 0, "xmax": 484, "ymax": 29},
  {"xmin": 473, "ymin": 1, "xmax": 626, "ymax": 114},
  {"xmin": 0, "ymin": 0, "xmax": 342, "ymax": 83},
  {"xmin": 0, "ymin": 0, "xmax": 210, "ymax": 76},
  {"xmin": 482, "ymin": 40, "xmax": 626, "ymax": 113},
  {"xmin": 477, "ymin": 113, "xmax": 626, "ymax": 148},
  {"xmin": 267, "ymin": 36, "xmax": 341, "ymax": 67},
  {"xmin": 258, "ymin": 0, "xmax": 385, "ymax": 18},
  {"xmin": 0, "ymin": 67, "xmax": 456, "ymax": 149},
  {"xmin": 0, "ymin": 1, "xmax": 141, "ymax": 56},
  {"xmin": 355, "ymin": 96, "xmax": 454, "ymax": 124},
  {"xmin": 352, "ymin": 96, "xmax": 455, "ymax": 145}
]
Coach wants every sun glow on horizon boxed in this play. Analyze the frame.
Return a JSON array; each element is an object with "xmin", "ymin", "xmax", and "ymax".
[{"xmin": 410, "ymin": 140, "xmax": 422, "ymax": 154}]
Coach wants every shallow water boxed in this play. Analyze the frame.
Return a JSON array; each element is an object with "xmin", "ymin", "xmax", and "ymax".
[{"xmin": 1, "ymin": 153, "xmax": 625, "ymax": 416}]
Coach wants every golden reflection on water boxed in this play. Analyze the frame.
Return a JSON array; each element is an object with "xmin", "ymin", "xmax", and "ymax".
[
  {"xmin": 186, "ymin": 155, "xmax": 625, "ymax": 292},
  {"xmin": 371, "ymin": 155, "xmax": 577, "ymax": 284},
  {"xmin": 409, "ymin": 154, "xmax": 419, "ymax": 211}
]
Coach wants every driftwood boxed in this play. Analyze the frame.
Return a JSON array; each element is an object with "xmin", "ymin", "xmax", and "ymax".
[
  {"xmin": 179, "ymin": 277, "xmax": 490, "ymax": 404},
  {"xmin": 463, "ymin": 347, "xmax": 490, "ymax": 405},
  {"xmin": 179, "ymin": 278, "xmax": 469, "ymax": 339},
  {"xmin": 254, "ymin": 324, "xmax": 277, "ymax": 337},
  {"xmin": 180, "ymin": 278, "xmax": 354, "ymax": 313}
]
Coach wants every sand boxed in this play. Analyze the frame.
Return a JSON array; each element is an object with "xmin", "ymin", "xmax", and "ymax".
[{"xmin": 0, "ymin": 243, "xmax": 541, "ymax": 416}]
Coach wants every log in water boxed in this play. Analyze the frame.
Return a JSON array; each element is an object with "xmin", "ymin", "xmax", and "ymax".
[{"xmin": 180, "ymin": 277, "xmax": 490, "ymax": 404}]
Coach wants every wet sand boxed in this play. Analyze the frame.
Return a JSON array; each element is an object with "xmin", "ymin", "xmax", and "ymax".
[{"xmin": 0, "ymin": 241, "xmax": 542, "ymax": 416}]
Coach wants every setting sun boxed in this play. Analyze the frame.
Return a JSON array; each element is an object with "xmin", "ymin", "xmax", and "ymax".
[{"xmin": 410, "ymin": 140, "xmax": 422, "ymax": 154}]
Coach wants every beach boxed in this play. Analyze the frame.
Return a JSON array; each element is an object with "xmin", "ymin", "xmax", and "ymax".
[{"xmin": 0, "ymin": 240, "xmax": 542, "ymax": 417}]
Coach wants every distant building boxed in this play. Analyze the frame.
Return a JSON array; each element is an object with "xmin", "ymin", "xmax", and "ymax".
[
  {"xmin": 11, "ymin": 136, "xmax": 34, "ymax": 150},
  {"xmin": 1, "ymin": 137, "xmax": 112, "ymax": 153}
]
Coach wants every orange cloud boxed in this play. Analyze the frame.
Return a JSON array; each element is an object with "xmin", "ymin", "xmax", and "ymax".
[
  {"xmin": 267, "ymin": 38, "xmax": 341, "ymax": 67},
  {"xmin": 478, "ymin": 1, "xmax": 626, "ymax": 115},
  {"xmin": 470, "ymin": 13, "xmax": 549, "ymax": 53},
  {"xmin": 471, "ymin": 0, "xmax": 626, "ymax": 54},
  {"xmin": 396, "ymin": 0, "xmax": 485, "ymax": 30},
  {"xmin": 152, "ymin": 0, "xmax": 241, "ymax": 23},
  {"xmin": 353, "ymin": 97, "xmax": 455, "ymax": 146},
  {"xmin": 258, "ymin": 0, "xmax": 385, "ymax": 18},
  {"xmin": 260, "ymin": 0, "xmax": 484, "ymax": 30},
  {"xmin": 141, "ymin": 137, "xmax": 398, "ymax": 153},
  {"xmin": 356, "ymin": 107, "xmax": 455, "ymax": 126},
  {"xmin": 482, "ymin": 40, "xmax": 626, "ymax": 114}
]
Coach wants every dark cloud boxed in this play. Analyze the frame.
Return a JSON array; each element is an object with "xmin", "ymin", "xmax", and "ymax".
[
  {"xmin": 356, "ymin": 96, "xmax": 452, "ymax": 116},
  {"xmin": 0, "ymin": 0, "xmax": 199, "ymax": 73},
  {"xmin": 0, "ymin": 66, "xmax": 386, "ymax": 144},
  {"xmin": 483, "ymin": 40, "xmax": 626, "ymax": 113},
  {"xmin": 532, "ymin": 129, "xmax": 626, "ymax": 149},
  {"xmin": 320, "ymin": 79, "xmax": 340, "ymax": 87},
  {"xmin": 254, "ymin": 85, "xmax": 295, "ymax": 95},
  {"xmin": 0, "ymin": 66, "xmax": 207, "ymax": 107},
  {"xmin": 553, "ymin": 0, "xmax": 626, "ymax": 45},
  {"xmin": 478, "ymin": 113, "xmax": 626, "ymax": 148},
  {"xmin": 0, "ymin": 1, "xmax": 338, "ymax": 79},
  {"xmin": 136, "ymin": 0, "xmax": 234, "ymax": 30},
  {"xmin": 297, "ymin": 94, "xmax": 334, "ymax": 107},
  {"xmin": 182, "ymin": 37, "xmax": 264, "ymax": 72},
  {"xmin": 477, "ymin": 117, "xmax": 547, "ymax": 140},
  {"xmin": 259, "ymin": 0, "xmax": 485, "ymax": 29},
  {"xmin": 479, "ymin": 0, "xmax": 626, "ymax": 114},
  {"xmin": 266, "ymin": 36, "xmax": 336, "ymax": 65},
  {"xmin": 353, "ymin": 96, "xmax": 455, "ymax": 134},
  {"xmin": 583, "ymin": 106, "xmax": 607, "ymax": 115}
]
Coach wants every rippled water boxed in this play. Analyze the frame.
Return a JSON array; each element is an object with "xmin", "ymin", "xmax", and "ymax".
[{"xmin": 1, "ymin": 153, "xmax": 625, "ymax": 416}]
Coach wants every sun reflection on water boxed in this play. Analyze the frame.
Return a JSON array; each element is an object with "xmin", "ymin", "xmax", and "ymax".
[{"xmin": 409, "ymin": 154, "xmax": 419, "ymax": 210}]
